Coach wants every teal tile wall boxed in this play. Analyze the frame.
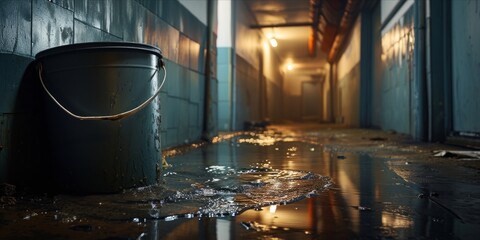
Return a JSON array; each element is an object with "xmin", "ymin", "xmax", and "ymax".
[
  {"xmin": 451, "ymin": 0, "xmax": 480, "ymax": 133},
  {"xmin": 0, "ymin": 54, "xmax": 33, "ymax": 113},
  {"xmin": 162, "ymin": 0, "xmax": 182, "ymax": 31},
  {"xmin": 375, "ymin": 6, "xmax": 414, "ymax": 134},
  {"xmin": 138, "ymin": 0, "xmax": 163, "ymax": 19},
  {"xmin": 74, "ymin": 20, "xmax": 122, "ymax": 42},
  {"xmin": 51, "ymin": 0, "xmax": 74, "ymax": 10},
  {"xmin": 32, "ymin": 0, "xmax": 74, "ymax": 55},
  {"xmin": 234, "ymin": 54, "xmax": 260, "ymax": 130},
  {"xmin": 0, "ymin": 0, "xmax": 31, "ymax": 56},
  {"xmin": 74, "ymin": 0, "xmax": 123, "ymax": 38},
  {"xmin": 217, "ymin": 47, "xmax": 232, "ymax": 131},
  {"xmin": 189, "ymin": 71, "xmax": 201, "ymax": 103}
]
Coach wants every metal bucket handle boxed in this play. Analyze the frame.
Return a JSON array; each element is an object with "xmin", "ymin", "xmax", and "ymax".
[{"xmin": 37, "ymin": 61, "xmax": 166, "ymax": 121}]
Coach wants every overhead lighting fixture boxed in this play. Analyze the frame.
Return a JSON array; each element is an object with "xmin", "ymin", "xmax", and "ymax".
[
  {"xmin": 287, "ymin": 63, "xmax": 294, "ymax": 71},
  {"xmin": 269, "ymin": 37, "xmax": 278, "ymax": 48},
  {"xmin": 269, "ymin": 27, "xmax": 278, "ymax": 48}
]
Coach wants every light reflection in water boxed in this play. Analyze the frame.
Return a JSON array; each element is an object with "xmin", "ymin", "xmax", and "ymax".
[
  {"xmin": 3, "ymin": 129, "xmax": 475, "ymax": 239},
  {"xmin": 382, "ymin": 212, "xmax": 413, "ymax": 229},
  {"xmin": 152, "ymin": 129, "xmax": 479, "ymax": 239}
]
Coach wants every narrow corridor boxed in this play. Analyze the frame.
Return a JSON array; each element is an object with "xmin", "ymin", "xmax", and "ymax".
[{"xmin": 1, "ymin": 0, "xmax": 480, "ymax": 239}]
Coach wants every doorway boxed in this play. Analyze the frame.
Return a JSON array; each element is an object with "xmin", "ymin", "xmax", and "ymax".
[{"xmin": 301, "ymin": 80, "xmax": 322, "ymax": 120}]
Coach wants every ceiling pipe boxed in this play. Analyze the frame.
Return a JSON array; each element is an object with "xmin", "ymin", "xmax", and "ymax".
[
  {"xmin": 327, "ymin": 0, "xmax": 363, "ymax": 62},
  {"xmin": 309, "ymin": 0, "xmax": 323, "ymax": 57},
  {"xmin": 250, "ymin": 22, "xmax": 313, "ymax": 29}
]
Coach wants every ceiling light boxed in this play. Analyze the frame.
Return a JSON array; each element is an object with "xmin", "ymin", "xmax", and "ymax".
[
  {"xmin": 287, "ymin": 63, "xmax": 294, "ymax": 71},
  {"xmin": 269, "ymin": 37, "xmax": 278, "ymax": 48}
]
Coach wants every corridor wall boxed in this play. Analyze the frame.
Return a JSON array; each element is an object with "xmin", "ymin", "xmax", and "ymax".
[
  {"xmin": 217, "ymin": 0, "xmax": 284, "ymax": 131},
  {"xmin": 374, "ymin": 1, "xmax": 414, "ymax": 134},
  {"xmin": 450, "ymin": 0, "xmax": 480, "ymax": 137},
  {"xmin": 335, "ymin": 17, "xmax": 362, "ymax": 127}
]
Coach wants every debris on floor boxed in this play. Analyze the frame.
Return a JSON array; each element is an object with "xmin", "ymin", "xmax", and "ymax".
[
  {"xmin": 433, "ymin": 150, "xmax": 480, "ymax": 160},
  {"xmin": 0, "ymin": 183, "xmax": 16, "ymax": 206},
  {"xmin": 352, "ymin": 206, "xmax": 373, "ymax": 211},
  {"xmin": 0, "ymin": 183, "xmax": 15, "ymax": 196},
  {"xmin": 244, "ymin": 120, "xmax": 271, "ymax": 131}
]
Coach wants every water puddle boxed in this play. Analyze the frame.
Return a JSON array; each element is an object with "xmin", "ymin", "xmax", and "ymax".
[
  {"xmin": 0, "ymin": 132, "xmax": 336, "ymax": 240},
  {"xmin": 54, "ymin": 164, "xmax": 332, "ymax": 223}
]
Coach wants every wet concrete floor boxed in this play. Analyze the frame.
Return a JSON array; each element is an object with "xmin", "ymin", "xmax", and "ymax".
[{"xmin": 1, "ymin": 123, "xmax": 480, "ymax": 239}]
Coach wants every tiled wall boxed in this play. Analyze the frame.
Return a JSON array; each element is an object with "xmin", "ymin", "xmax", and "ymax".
[
  {"xmin": 217, "ymin": 47, "xmax": 233, "ymax": 131},
  {"xmin": 371, "ymin": 0, "xmax": 480, "ymax": 138},
  {"xmin": 216, "ymin": 0, "xmax": 284, "ymax": 131},
  {"xmin": 333, "ymin": 2, "xmax": 414, "ymax": 133},
  {"xmin": 451, "ymin": 0, "xmax": 480, "ymax": 134},
  {"xmin": 0, "ymin": 0, "xmax": 216, "ymax": 182},
  {"xmin": 234, "ymin": 54, "xmax": 261, "ymax": 130},
  {"xmin": 374, "ymin": 4, "xmax": 414, "ymax": 134}
]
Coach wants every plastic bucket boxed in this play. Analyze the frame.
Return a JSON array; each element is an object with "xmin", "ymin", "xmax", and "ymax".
[{"xmin": 35, "ymin": 42, "xmax": 165, "ymax": 194}]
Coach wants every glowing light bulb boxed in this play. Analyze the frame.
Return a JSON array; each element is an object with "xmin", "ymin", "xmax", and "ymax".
[
  {"xmin": 287, "ymin": 63, "xmax": 294, "ymax": 71},
  {"xmin": 269, "ymin": 37, "xmax": 278, "ymax": 48}
]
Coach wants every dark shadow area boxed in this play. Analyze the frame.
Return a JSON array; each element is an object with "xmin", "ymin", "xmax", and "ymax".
[{"xmin": 9, "ymin": 60, "xmax": 53, "ymax": 193}]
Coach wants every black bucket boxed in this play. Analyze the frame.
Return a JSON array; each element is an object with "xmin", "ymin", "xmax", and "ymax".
[{"xmin": 35, "ymin": 42, "xmax": 165, "ymax": 194}]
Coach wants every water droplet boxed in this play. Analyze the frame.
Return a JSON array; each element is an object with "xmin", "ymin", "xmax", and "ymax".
[
  {"xmin": 163, "ymin": 171, "xmax": 177, "ymax": 176},
  {"xmin": 164, "ymin": 215, "xmax": 178, "ymax": 221},
  {"xmin": 356, "ymin": 206, "xmax": 372, "ymax": 211}
]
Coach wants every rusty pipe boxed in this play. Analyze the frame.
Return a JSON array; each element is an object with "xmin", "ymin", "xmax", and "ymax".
[{"xmin": 309, "ymin": 0, "xmax": 322, "ymax": 57}]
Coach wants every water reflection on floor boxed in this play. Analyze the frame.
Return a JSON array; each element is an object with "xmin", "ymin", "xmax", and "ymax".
[
  {"xmin": 154, "ymin": 133, "xmax": 419, "ymax": 239},
  {"xmin": 2, "ymin": 125, "xmax": 480, "ymax": 239}
]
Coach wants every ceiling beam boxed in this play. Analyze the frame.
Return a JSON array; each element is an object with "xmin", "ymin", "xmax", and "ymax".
[
  {"xmin": 250, "ymin": 22, "xmax": 313, "ymax": 29},
  {"xmin": 328, "ymin": 0, "xmax": 364, "ymax": 62},
  {"xmin": 309, "ymin": 0, "xmax": 323, "ymax": 57}
]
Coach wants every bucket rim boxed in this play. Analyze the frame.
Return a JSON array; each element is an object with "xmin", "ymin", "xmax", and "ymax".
[{"xmin": 35, "ymin": 42, "xmax": 163, "ymax": 60}]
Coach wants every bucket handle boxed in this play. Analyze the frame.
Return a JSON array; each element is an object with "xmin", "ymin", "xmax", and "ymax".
[{"xmin": 37, "ymin": 61, "xmax": 166, "ymax": 121}]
